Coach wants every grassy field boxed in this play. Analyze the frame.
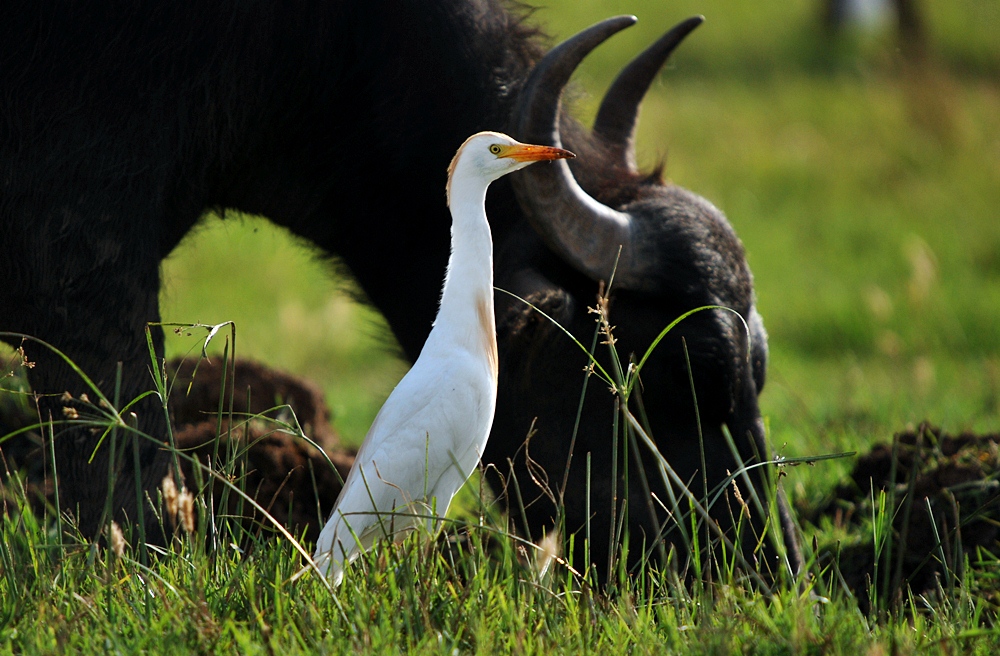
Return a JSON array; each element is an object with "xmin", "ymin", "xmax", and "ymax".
[{"xmin": 3, "ymin": 0, "xmax": 1000, "ymax": 651}]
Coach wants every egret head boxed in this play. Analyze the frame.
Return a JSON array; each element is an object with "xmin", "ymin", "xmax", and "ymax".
[{"xmin": 447, "ymin": 131, "xmax": 574, "ymax": 202}]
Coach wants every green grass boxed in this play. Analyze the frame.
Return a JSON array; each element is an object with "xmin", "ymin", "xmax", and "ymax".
[
  {"xmin": 1, "ymin": 399, "xmax": 997, "ymax": 653},
  {"xmin": 4, "ymin": 0, "xmax": 1000, "ymax": 651},
  {"xmin": 4, "ymin": 501, "xmax": 991, "ymax": 654}
]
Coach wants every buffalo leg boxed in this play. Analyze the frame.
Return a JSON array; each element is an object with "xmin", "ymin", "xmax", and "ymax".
[{"xmin": 1, "ymin": 198, "xmax": 171, "ymax": 544}]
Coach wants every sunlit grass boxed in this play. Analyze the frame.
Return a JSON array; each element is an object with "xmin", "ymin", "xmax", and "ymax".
[
  {"xmin": 3, "ymin": 0, "xmax": 1000, "ymax": 651},
  {"xmin": 3, "ymin": 342, "xmax": 998, "ymax": 652}
]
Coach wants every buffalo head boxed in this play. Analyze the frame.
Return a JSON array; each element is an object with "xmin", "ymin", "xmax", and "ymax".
[{"xmin": 485, "ymin": 16, "xmax": 798, "ymax": 581}]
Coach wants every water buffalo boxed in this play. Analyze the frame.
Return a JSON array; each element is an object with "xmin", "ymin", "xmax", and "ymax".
[{"xmin": 0, "ymin": 1, "xmax": 799, "ymax": 580}]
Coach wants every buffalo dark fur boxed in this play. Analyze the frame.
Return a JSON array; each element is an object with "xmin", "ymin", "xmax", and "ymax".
[{"xmin": 1, "ymin": 1, "xmax": 799, "ymax": 579}]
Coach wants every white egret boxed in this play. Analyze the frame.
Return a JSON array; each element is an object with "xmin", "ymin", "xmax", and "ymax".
[{"xmin": 313, "ymin": 131, "xmax": 574, "ymax": 583}]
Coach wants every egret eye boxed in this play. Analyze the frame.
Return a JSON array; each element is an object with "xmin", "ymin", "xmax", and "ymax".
[{"xmin": 489, "ymin": 144, "xmax": 503, "ymax": 155}]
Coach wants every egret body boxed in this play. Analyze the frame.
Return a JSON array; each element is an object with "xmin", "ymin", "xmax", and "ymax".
[{"xmin": 313, "ymin": 132, "xmax": 574, "ymax": 583}]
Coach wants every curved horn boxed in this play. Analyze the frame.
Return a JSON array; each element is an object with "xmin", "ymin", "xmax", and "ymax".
[
  {"xmin": 512, "ymin": 16, "xmax": 648, "ymax": 288},
  {"xmin": 593, "ymin": 16, "xmax": 704, "ymax": 171}
]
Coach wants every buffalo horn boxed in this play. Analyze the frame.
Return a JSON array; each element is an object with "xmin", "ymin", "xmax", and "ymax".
[
  {"xmin": 512, "ymin": 16, "xmax": 649, "ymax": 288},
  {"xmin": 593, "ymin": 16, "xmax": 704, "ymax": 171}
]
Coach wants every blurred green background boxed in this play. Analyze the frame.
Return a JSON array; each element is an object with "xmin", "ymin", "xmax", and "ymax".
[{"xmin": 159, "ymin": 0, "xmax": 1000, "ymax": 502}]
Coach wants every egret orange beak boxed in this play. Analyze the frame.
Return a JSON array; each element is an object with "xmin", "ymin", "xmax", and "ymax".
[{"xmin": 499, "ymin": 143, "xmax": 576, "ymax": 163}]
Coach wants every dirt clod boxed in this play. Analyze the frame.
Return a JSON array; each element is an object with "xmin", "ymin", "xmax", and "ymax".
[
  {"xmin": 167, "ymin": 357, "xmax": 354, "ymax": 542},
  {"xmin": 0, "ymin": 357, "xmax": 355, "ymax": 543},
  {"xmin": 809, "ymin": 423, "xmax": 1000, "ymax": 609}
]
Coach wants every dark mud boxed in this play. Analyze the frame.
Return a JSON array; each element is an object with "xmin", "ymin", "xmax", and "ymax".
[
  {"xmin": 806, "ymin": 424, "xmax": 1000, "ymax": 610},
  {"xmin": 1, "ymin": 357, "xmax": 355, "ymax": 542}
]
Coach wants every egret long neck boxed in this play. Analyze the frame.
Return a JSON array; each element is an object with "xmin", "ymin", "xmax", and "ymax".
[{"xmin": 432, "ymin": 171, "xmax": 496, "ymax": 367}]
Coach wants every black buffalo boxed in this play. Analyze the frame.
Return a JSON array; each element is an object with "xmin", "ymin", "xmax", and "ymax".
[{"xmin": 0, "ymin": 1, "xmax": 799, "ymax": 580}]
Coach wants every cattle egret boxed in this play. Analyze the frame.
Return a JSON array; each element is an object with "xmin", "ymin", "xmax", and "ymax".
[{"xmin": 313, "ymin": 131, "xmax": 574, "ymax": 583}]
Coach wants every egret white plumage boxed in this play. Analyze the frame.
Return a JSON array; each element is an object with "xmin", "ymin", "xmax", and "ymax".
[{"xmin": 313, "ymin": 131, "xmax": 574, "ymax": 583}]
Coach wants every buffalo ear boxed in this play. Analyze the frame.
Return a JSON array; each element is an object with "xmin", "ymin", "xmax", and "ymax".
[
  {"xmin": 497, "ymin": 282, "xmax": 575, "ymax": 392},
  {"xmin": 497, "ymin": 270, "xmax": 575, "ymax": 347}
]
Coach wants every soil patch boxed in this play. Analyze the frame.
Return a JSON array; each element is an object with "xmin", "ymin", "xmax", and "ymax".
[
  {"xmin": 166, "ymin": 357, "xmax": 354, "ymax": 541},
  {"xmin": 1, "ymin": 357, "xmax": 355, "ymax": 542},
  {"xmin": 806, "ymin": 423, "xmax": 1000, "ymax": 610}
]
